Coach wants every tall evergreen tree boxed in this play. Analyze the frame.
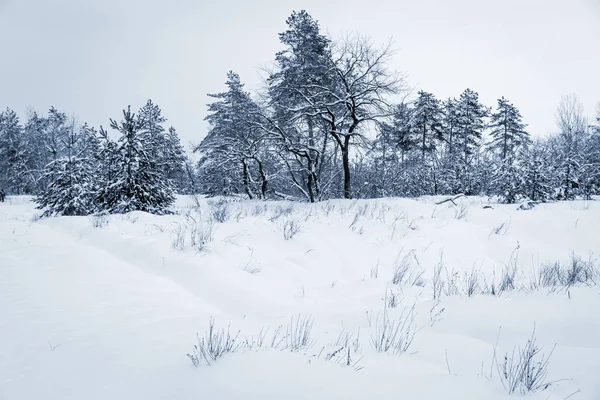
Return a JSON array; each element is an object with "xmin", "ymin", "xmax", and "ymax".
[
  {"xmin": 0, "ymin": 108, "xmax": 31, "ymax": 194},
  {"xmin": 454, "ymin": 89, "xmax": 489, "ymax": 194},
  {"xmin": 488, "ymin": 97, "xmax": 530, "ymax": 202},
  {"xmin": 412, "ymin": 91, "xmax": 444, "ymax": 161},
  {"xmin": 96, "ymin": 106, "xmax": 175, "ymax": 214},
  {"xmin": 488, "ymin": 97, "xmax": 530, "ymax": 160},
  {"xmin": 35, "ymin": 121, "xmax": 100, "ymax": 216},
  {"xmin": 266, "ymin": 10, "xmax": 335, "ymax": 202},
  {"xmin": 198, "ymin": 71, "xmax": 270, "ymax": 199}
]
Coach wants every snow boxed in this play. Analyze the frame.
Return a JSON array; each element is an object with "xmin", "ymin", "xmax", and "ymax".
[{"xmin": 1, "ymin": 195, "xmax": 599, "ymax": 399}]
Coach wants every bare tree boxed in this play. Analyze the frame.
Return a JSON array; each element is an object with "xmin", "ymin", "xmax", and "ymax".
[
  {"xmin": 555, "ymin": 94, "xmax": 588, "ymax": 199},
  {"xmin": 290, "ymin": 36, "xmax": 407, "ymax": 198}
]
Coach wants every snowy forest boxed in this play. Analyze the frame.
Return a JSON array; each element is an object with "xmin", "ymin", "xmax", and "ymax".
[{"xmin": 1, "ymin": 10, "xmax": 599, "ymax": 216}]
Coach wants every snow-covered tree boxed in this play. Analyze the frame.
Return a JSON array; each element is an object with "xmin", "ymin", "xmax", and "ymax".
[
  {"xmin": 198, "ymin": 71, "xmax": 272, "ymax": 199},
  {"xmin": 454, "ymin": 89, "xmax": 489, "ymax": 194},
  {"xmin": 266, "ymin": 10, "xmax": 336, "ymax": 202},
  {"xmin": 522, "ymin": 140, "xmax": 554, "ymax": 202},
  {"xmin": 0, "ymin": 108, "xmax": 32, "ymax": 194},
  {"xmin": 554, "ymin": 94, "xmax": 588, "ymax": 199},
  {"xmin": 488, "ymin": 97, "xmax": 530, "ymax": 202},
  {"xmin": 412, "ymin": 91, "xmax": 443, "ymax": 161},
  {"xmin": 35, "ymin": 123, "xmax": 99, "ymax": 216},
  {"xmin": 96, "ymin": 106, "xmax": 175, "ymax": 214},
  {"xmin": 488, "ymin": 97, "xmax": 530, "ymax": 160}
]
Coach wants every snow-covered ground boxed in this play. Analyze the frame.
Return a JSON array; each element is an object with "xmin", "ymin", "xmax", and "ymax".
[{"xmin": 1, "ymin": 195, "xmax": 599, "ymax": 400}]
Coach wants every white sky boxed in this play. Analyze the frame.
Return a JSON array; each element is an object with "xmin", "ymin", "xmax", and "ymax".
[{"xmin": 1, "ymin": 0, "xmax": 599, "ymax": 150}]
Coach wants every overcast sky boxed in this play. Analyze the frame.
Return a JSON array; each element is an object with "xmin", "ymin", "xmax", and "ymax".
[{"xmin": 1, "ymin": 0, "xmax": 599, "ymax": 149}]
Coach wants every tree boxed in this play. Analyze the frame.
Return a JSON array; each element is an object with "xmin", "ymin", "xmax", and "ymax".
[
  {"xmin": 411, "ymin": 91, "xmax": 443, "ymax": 161},
  {"xmin": 409, "ymin": 91, "xmax": 444, "ymax": 194},
  {"xmin": 96, "ymin": 106, "xmax": 175, "ymax": 214},
  {"xmin": 35, "ymin": 121, "xmax": 99, "ymax": 216},
  {"xmin": 554, "ymin": 94, "xmax": 588, "ymax": 199},
  {"xmin": 488, "ymin": 97, "xmax": 530, "ymax": 202},
  {"xmin": 266, "ymin": 10, "xmax": 335, "ymax": 202},
  {"xmin": 35, "ymin": 157, "xmax": 96, "ymax": 216},
  {"xmin": 0, "ymin": 108, "xmax": 32, "ymax": 194},
  {"xmin": 521, "ymin": 140, "xmax": 552, "ymax": 201},
  {"xmin": 198, "ymin": 71, "xmax": 271, "ymax": 199},
  {"xmin": 454, "ymin": 89, "xmax": 489, "ymax": 194},
  {"xmin": 489, "ymin": 97, "xmax": 530, "ymax": 161}
]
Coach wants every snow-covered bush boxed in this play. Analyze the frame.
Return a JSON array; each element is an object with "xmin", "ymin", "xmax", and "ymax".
[{"xmin": 35, "ymin": 157, "xmax": 97, "ymax": 217}]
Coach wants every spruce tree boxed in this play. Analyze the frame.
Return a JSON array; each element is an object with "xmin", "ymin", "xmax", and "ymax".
[
  {"xmin": 96, "ymin": 106, "xmax": 175, "ymax": 214},
  {"xmin": 198, "ymin": 71, "xmax": 267, "ymax": 199},
  {"xmin": 0, "ymin": 108, "xmax": 31, "ymax": 194},
  {"xmin": 35, "ymin": 123, "xmax": 99, "ymax": 216},
  {"xmin": 411, "ymin": 91, "xmax": 444, "ymax": 194},
  {"xmin": 523, "ymin": 140, "xmax": 553, "ymax": 201},
  {"xmin": 454, "ymin": 89, "xmax": 489, "ymax": 194},
  {"xmin": 488, "ymin": 97, "xmax": 530, "ymax": 202},
  {"xmin": 267, "ymin": 10, "xmax": 335, "ymax": 202}
]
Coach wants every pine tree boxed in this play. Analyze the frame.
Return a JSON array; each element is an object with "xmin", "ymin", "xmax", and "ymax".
[
  {"xmin": 488, "ymin": 97, "xmax": 530, "ymax": 202},
  {"xmin": 267, "ymin": 10, "xmax": 335, "ymax": 202},
  {"xmin": 454, "ymin": 89, "xmax": 489, "ymax": 194},
  {"xmin": 198, "ymin": 71, "xmax": 269, "ymax": 199},
  {"xmin": 489, "ymin": 97, "xmax": 530, "ymax": 160},
  {"xmin": 412, "ymin": 91, "xmax": 444, "ymax": 161},
  {"xmin": 96, "ymin": 106, "xmax": 175, "ymax": 214},
  {"xmin": 35, "ymin": 122, "xmax": 100, "ymax": 216},
  {"xmin": 523, "ymin": 140, "xmax": 553, "ymax": 201},
  {"xmin": 0, "ymin": 108, "xmax": 32, "ymax": 194},
  {"xmin": 35, "ymin": 157, "xmax": 97, "ymax": 216},
  {"xmin": 410, "ymin": 91, "xmax": 444, "ymax": 194}
]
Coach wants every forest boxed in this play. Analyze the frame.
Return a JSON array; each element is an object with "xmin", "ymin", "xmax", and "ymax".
[{"xmin": 1, "ymin": 10, "xmax": 599, "ymax": 216}]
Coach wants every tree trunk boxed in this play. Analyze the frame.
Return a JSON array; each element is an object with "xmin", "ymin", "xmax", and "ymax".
[
  {"xmin": 256, "ymin": 159, "xmax": 268, "ymax": 199},
  {"xmin": 241, "ymin": 160, "xmax": 253, "ymax": 200},
  {"xmin": 342, "ymin": 136, "xmax": 351, "ymax": 199}
]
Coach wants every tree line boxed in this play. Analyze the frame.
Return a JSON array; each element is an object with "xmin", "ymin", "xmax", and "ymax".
[
  {"xmin": 1, "ymin": 10, "xmax": 599, "ymax": 216},
  {"xmin": 196, "ymin": 10, "xmax": 600, "ymax": 204},
  {"xmin": 0, "ymin": 101, "xmax": 192, "ymax": 215}
]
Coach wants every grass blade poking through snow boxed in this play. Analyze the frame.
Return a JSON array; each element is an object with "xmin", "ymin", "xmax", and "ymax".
[
  {"xmin": 495, "ymin": 324, "xmax": 558, "ymax": 394},
  {"xmin": 371, "ymin": 301, "xmax": 417, "ymax": 356},
  {"xmin": 187, "ymin": 318, "xmax": 241, "ymax": 366}
]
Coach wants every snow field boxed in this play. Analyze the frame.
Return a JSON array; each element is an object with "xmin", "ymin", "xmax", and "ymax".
[{"xmin": 1, "ymin": 195, "xmax": 599, "ymax": 399}]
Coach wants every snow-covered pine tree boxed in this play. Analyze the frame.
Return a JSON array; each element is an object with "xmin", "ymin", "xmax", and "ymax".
[
  {"xmin": 438, "ymin": 98, "xmax": 461, "ymax": 194},
  {"xmin": 198, "ymin": 71, "xmax": 270, "ymax": 199},
  {"xmin": 267, "ymin": 10, "xmax": 336, "ymax": 202},
  {"xmin": 164, "ymin": 126, "xmax": 192, "ymax": 193},
  {"xmin": 96, "ymin": 106, "xmax": 175, "ymax": 214},
  {"xmin": 522, "ymin": 140, "xmax": 554, "ymax": 202},
  {"xmin": 137, "ymin": 101, "xmax": 189, "ymax": 194},
  {"xmin": 35, "ymin": 122, "xmax": 99, "ymax": 216},
  {"xmin": 454, "ymin": 89, "xmax": 489, "ymax": 194},
  {"xmin": 488, "ymin": 97, "xmax": 530, "ymax": 203},
  {"xmin": 136, "ymin": 100, "xmax": 188, "ymax": 190},
  {"xmin": 0, "ymin": 108, "xmax": 32, "ymax": 194},
  {"xmin": 23, "ymin": 111, "xmax": 50, "ymax": 192},
  {"xmin": 411, "ymin": 91, "xmax": 444, "ymax": 194}
]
